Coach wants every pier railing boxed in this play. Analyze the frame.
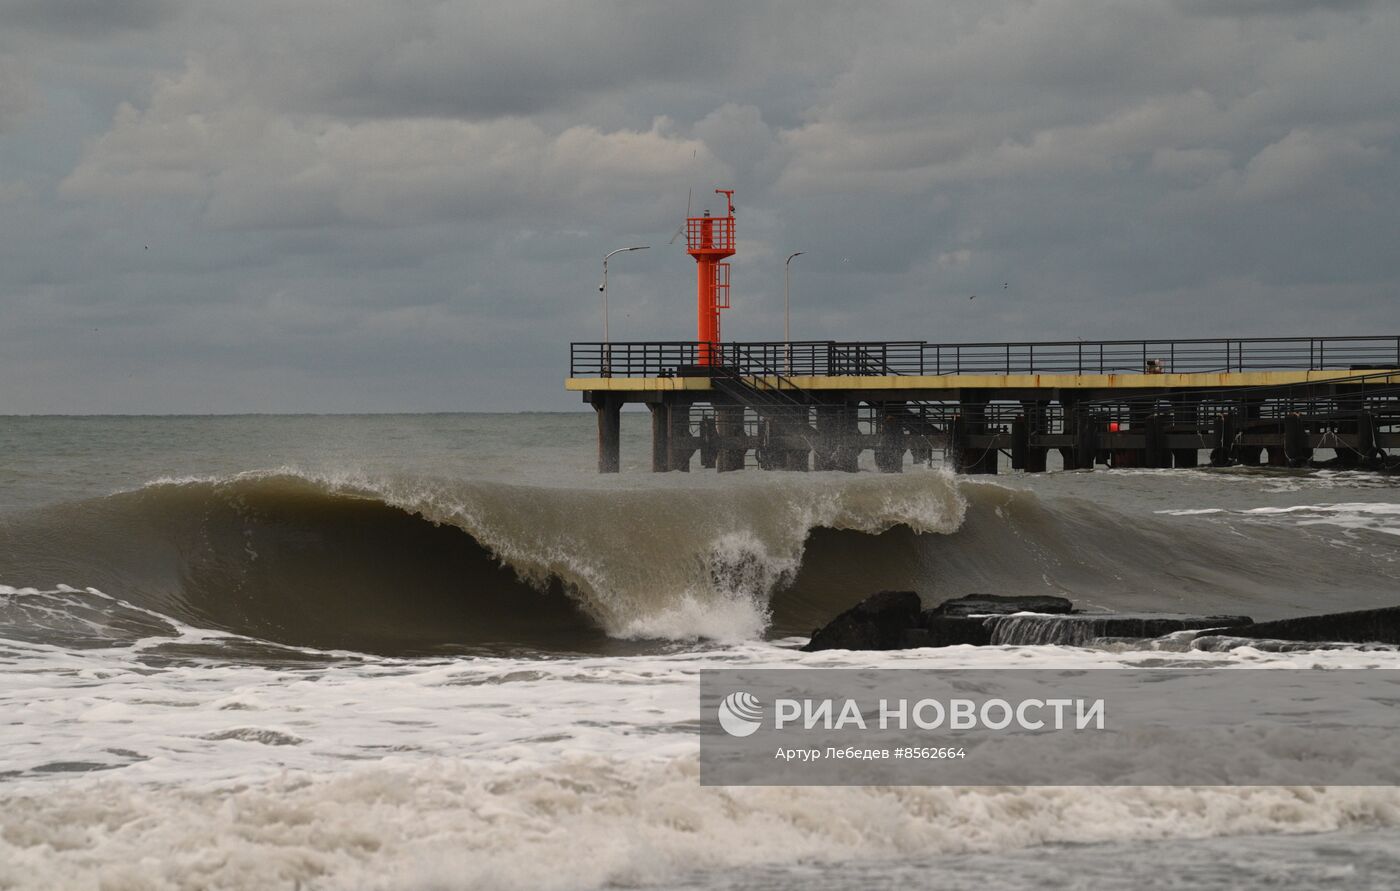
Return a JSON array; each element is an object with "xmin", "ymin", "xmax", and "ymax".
[{"xmin": 571, "ymin": 336, "xmax": 1400, "ymax": 378}]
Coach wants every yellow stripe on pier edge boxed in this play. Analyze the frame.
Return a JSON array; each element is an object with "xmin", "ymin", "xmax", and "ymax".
[{"xmin": 566, "ymin": 369, "xmax": 1400, "ymax": 393}]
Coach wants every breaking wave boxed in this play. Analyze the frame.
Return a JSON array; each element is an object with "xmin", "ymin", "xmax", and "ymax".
[
  {"xmin": 0, "ymin": 470, "xmax": 966, "ymax": 653},
  {"xmin": 3, "ymin": 469, "xmax": 1399, "ymax": 655}
]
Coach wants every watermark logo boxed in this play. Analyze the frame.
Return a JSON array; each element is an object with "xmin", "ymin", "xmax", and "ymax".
[
  {"xmin": 702, "ymin": 668, "xmax": 1400, "ymax": 786},
  {"xmin": 717, "ymin": 691, "xmax": 763, "ymax": 737}
]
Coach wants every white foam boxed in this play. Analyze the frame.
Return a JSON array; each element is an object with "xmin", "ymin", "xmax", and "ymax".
[
  {"xmin": 1159, "ymin": 502, "xmax": 1400, "ymax": 536},
  {"xmin": 3, "ymin": 757, "xmax": 1398, "ymax": 891},
  {"xmin": 5, "ymin": 622, "xmax": 1400, "ymax": 888}
]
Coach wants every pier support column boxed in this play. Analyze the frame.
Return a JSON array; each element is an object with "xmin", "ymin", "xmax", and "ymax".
[
  {"xmin": 716, "ymin": 405, "xmax": 746, "ymax": 472},
  {"xmin": 1021, "ymin": 402, "xmax": 1048, "ymax": 472},
  {"xmin": 1169, "ymin": 403, "xmax": 1202, "ymax": 466},
  {"xmin": 668, "ymin": 403, "xmax": 692, "ymax": 472},
  {"xmin": 1173, "ymin": 447, "xmax": 1199, "ymax": 468},
  {"xmin": 593, "ymin": 395, "xmax": 621, "ymax": 474},
  {"xmin": 814, "ymin": 405, "xmax": 840, "ymax": 471},
  {"xmin": 1210, "ymin": 413, "xmax": 1235, "ymax": 467},
  {"xmin": 956, "ymin": 394, "xmax": 996, "ymax": 474},
  {"xmin": 949, "ymin": 412, "xmax": 967, "ymax": 473},
  {"xmin": 1266, "ymin": 425, "xmax": 1289, "ymax": 467},
  {"xmin": 1144, "ymin": 413, "xmax": 1170, "ymax": 469},
  {"xmin": 755, "ymin": 416, "xmax": 778, "ymax": 470},
  {"xmin": 648, "ymin": 404, "xmax": 669, "ymax": 472},
  {"xmin": 782, "ymin": 409, "xmax": 812, "ymax": 471},
  {"xmin": 1285, "ymin": 412, "xmax": 1313, "ymax": 467},
  {"xmin": 1237, "ymin": 400, "xmax": 1264, "ymax": 466},
  {"xmin": 699, "ymin": 414, "xmax": 718, "ymax": 468},
  {"xmin": 1058, "ymin": 393, "xmax": 1088, "ymax": 470},
  {"xmin": 1357, "ymin": 410, "xmax": 1377, "ymax": 462},
  {"xmin": 838, "ymin": 406, "xmax": 861, "ymax": 472},
  {"xmin": 1072, "ymin": 409, "xmax": 1099, "ymax": 470},
  {"xmin": 874, "ymin": 402, "xmax": 905, "ymax": 473},
  {"xmin": 1024, "ymin": 448, "xmax": 1048, "ymax": 473},
  {"xmin": 1011, "ymin": 414, "xmax": 1028, "ymax": 470}
]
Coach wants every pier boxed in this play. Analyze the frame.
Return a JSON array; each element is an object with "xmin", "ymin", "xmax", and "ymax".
[
  {"xmin": 568, "ymin": 336, "xmax": 1400, "ymax": 473},
  {"xmin": 572, "ymin": 188, "xmax": 1398, "ymax": 474}
]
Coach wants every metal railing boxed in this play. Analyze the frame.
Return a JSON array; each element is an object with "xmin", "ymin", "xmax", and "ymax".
[{"xmin": 572, "ymin": 336, "xmax": 1400, "ymax": 379}]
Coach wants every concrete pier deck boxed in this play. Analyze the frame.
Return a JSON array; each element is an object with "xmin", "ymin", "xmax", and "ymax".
[{"xmin": 566, "ymin": 337, "xmax": 1400, "ymax": 473}]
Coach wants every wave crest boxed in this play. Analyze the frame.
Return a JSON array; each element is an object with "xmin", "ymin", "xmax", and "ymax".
[{"xmin": 0, "ymin": 469, "xmax": 967, "ymax": 652}]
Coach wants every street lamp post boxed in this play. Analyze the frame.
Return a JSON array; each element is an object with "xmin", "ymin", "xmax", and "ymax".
[
  {"xmin": 784, "ymin": 251, "xmax": 805, "ymax": 374},
  {"xmin": 600, "ymin": 245, "xmax": 649, "ymax": 375}
]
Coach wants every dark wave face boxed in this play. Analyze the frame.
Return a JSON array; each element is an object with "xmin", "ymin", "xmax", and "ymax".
[
  {"xmin": 0, "ymin": 478, "xmax": 602, "ymax": 655},
  {"xmin": 1, "ymin": 470, "xmax": 1398, "ymax": 656}
]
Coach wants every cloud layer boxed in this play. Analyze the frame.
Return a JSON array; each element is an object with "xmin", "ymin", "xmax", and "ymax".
[{"xmin": 0, "ymin": 0, "xmax": 1396, "ymax": 412}]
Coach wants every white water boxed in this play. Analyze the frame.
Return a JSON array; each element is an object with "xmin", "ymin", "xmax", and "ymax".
[
  {"xmin": 5, "ymin": 417, "xmax": 1400, "ymax": 889},
  {"xmin": 1158, "ymin": 502, "xmax": 1400, "ymax": 538},
  {"xmin": 4, "ymin": 625, "xmax": 1400, "ymax": 890}
]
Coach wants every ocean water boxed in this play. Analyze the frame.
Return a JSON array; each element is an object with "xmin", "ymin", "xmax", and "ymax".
[{"xmin": 2, "ymin": 413, "xmax": 1400, "ymax": 890}]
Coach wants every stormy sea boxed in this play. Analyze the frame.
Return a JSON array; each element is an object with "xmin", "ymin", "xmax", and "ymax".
[{"xmin": 3, "ymin": 413, "xmax": 1400, "ymax": 890}]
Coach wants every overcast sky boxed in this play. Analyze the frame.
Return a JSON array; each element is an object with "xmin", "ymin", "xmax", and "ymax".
[{"xmin": 0, "ymin": 0, "xmax": 1396, "ymax": 413}]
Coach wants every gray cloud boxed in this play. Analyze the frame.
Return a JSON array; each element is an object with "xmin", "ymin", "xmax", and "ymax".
[
  {"xmin": 0, "ymin": 0, "xmax": 179, "ymax": 36},
  {"xmin": 0, "ymin": 0, "xmax": 1397, "ymax": 412},
  {"xmin": 0, "ymin": 55, "xmax": 30, "ymax": 130},
  {"xmin": 1172, "ymin": 0, "xmax": 1374, "ymax": 18}
]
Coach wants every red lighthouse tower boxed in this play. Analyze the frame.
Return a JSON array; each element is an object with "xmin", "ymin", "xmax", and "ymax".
[{"xmin": 685, "ymin": 189, "xmax": 736, "ymax": 366}]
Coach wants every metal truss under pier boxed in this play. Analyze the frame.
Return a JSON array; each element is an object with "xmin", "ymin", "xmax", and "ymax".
[{"xmin": 566, "ymin": 336, "xmax": 1400, "ymax": 473}]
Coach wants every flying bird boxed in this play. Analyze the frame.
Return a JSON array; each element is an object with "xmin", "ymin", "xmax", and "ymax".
[{"xmin": 969, "ymin": 295, "xmax": 976, "ymax": 300}]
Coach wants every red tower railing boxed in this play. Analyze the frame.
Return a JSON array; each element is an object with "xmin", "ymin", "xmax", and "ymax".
[{"xmin": 686, "ymin": 189, "xmax": 737, "ymax": 365}]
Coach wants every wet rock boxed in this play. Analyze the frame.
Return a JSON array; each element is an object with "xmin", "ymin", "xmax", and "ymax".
[
  {"xmin": 799, "ymin": 590, "xmax": 1399, "ymax": 653},
  {"xmin": 927, "ymin": 593, "xmax": 1075, "ymax": 618},
  {"xmin": 1222, "ymin": 605, "xmax": 1400, "ymax": 646},
  {"xmin": 802, "ymin": 590, "xmax": 923, "ymax": 652}
]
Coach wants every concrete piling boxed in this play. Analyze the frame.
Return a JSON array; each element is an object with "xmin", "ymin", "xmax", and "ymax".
[
  {"xmin": 667, "ymin": 404, "xmax": 693, "ymax": 472},
  {"xmin": 716, "ymin": 405, "xmax": 746, "ymax": 472},
  {"xmin": 593, "ymin": 395, "xmax": 621, "ymax": 474},
  {"xmin": 874, "ymin": 403, "xmax": 905, "ymax": 473},
  {"xmin": 1284, "ymin": 412, "xmax": 1312, "ymax": 467},
  {"xmin": 648, "ymin": 404, "xmax": 669, "ymax": 472}
]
